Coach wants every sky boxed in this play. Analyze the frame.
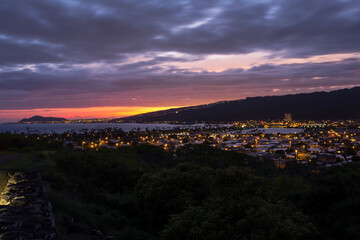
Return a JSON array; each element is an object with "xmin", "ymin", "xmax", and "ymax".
[{"xmin": 1, "ymin": 0, "xmax": 360, "ymax": 122}]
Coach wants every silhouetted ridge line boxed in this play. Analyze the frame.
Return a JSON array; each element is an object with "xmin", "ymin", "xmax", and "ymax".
[
  {"xmin": 111, "ymin": 87, "xmax": 360, "ymax": 122},
  {"xmin": 19, "ymin": 116, "xmax": 68, "ymax": 123}
]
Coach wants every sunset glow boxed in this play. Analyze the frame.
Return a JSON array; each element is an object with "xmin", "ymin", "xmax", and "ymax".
[
  {"xmin": 0, "ymin": 106, "xmax": 181, "ymax": 122},
  {"xmin": 1, "ymin": 0, "xmax": 360, "ymax": 122}
]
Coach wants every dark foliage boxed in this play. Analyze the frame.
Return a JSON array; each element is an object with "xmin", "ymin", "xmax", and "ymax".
[
  {"xmin": 0, "ymin": 133, "xmax": 61, "ymax": 151},
  {"xmin": 4, "ymin": 134, "xmax": 359, "ymax": 240},
  {"xmin": 301, "ymin": 164, "xmax": 360, "ymax": 240},
  {"xmin": 52, "ymin": 148, "xmax": 142, "ymax": 194}
]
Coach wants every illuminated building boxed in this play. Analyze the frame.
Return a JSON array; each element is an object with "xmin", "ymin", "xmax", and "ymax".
[{"xmin": 284, "ymin": 113, "xmax": 292, "ymax": 122}]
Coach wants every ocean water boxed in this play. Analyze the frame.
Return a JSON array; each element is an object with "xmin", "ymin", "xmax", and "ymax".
[{"xmin": 0, "ymin": 123, "xmax": 232, "ymax": 134}]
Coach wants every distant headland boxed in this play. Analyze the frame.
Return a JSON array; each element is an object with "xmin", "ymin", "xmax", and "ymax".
[{"xmin": 18, "ymin": 116, "xmax": 68, "ymax": 123}]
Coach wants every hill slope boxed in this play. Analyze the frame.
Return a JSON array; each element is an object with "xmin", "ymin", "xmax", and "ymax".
[
  {"xmin": 19, "ymin": 116, "xmax": 68, "ymax": 123},
  {"xmin": 112, "ymin": 87, "xmax": 360, "ymax": 122}
]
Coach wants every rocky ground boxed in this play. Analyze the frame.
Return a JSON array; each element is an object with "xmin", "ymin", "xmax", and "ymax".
[{"xmin": 0, "ymin": 170, "xmax": 59, "ymax": 240}]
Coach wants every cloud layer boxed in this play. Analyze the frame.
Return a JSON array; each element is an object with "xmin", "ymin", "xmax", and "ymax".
[{"xmin": 1, "ymin": 0, "xmax": 360, "ymax": 120}]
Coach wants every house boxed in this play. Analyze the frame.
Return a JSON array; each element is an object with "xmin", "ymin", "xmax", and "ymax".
[
  {"xmin": 308, "ymin": 148, "xmax": 322, "ymax": 154},
  {"xmin": 296, "ymin": 149, "xmax": 310, "ymax": 160}
]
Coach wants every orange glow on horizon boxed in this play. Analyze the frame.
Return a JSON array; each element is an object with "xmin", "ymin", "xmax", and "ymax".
[{"xmin": 0, "ymin": 106, "xmax": 181, "ymax": 122}]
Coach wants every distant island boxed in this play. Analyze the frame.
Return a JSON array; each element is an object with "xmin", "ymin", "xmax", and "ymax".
[
  {"xmin": 19, "ymin": 116, "xmax": 68, "ymax": 123},
  {"xmin": 111, "ymin": 86, "xmax": 360, "ymax": 123}
]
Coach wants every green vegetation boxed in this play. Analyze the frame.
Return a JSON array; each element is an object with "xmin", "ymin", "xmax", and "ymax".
[{"xmin": 1, "ymin": 133, "xmax": 360, "ymax": 239}]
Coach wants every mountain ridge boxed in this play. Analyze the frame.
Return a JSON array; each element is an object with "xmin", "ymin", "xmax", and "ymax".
[
  {"xmin": 111, "ymin": 87, "xmax": 360, "ymax": 122},
  {"xmin": 19, "ymin": 116, "xmax": 68, "ymax": 123}
]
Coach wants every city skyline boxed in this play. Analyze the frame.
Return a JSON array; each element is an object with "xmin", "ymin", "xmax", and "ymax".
[{"xmin": 1, "ymin": 0, "xmax": 360, "ymax": 122}]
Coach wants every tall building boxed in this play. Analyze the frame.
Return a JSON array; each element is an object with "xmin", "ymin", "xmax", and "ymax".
[{"xmin": 284, "ymin": 113, "xmax": 292, "ymax": 122}]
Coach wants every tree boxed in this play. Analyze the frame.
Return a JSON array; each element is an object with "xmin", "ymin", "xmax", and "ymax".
[
  {"xmin": 134, "ymin": 162, "xmax": 213, "ymax": 232},
  {"xmin": 302, "ymin": 164, "xmax": 360, "ymax": 240},
  {"xmin": 160, "ymin": 166, "xmax": 316, "ymax": 240},
  {"xmin": 346, "ymin": 147, "xmax": 357, "ymax": 156}
]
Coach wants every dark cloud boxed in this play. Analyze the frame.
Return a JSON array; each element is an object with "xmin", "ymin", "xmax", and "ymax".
[
  {"xmin": 1, "ymin": 0, "xmax": 360, "ymax": 65},
  {"xmin": 0, "ymin": 0, "xmax": 218, "ymax": 65},
  {"xmin": 1, "ymin": 57, "xmax": 359, "ymax": 110},
  {"xmin": 0, "ymin": 0, "xmax": 360, "ymax": 114},
  {"xmin": 150, "ymin": 0, "xmax": 360, "ymax": 56}
]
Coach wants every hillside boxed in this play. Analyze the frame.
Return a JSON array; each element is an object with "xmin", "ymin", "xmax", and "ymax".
[
  {"xmin": 19, "ymin": 116, "xmax": 68, "ymax": 123},
  {"xmin": 112, "ymin": 87, "xmax": 360, "ymax": 122}
]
